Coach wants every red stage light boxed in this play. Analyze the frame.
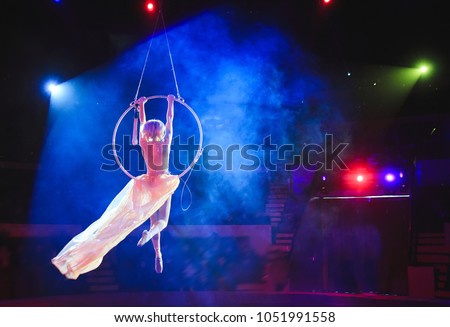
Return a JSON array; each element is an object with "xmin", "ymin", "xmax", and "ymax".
[
  {"xmin": 146, "ymin": 2, "xmax": 155, "ymax": 12},
  {"xmin": 323, "ymin": 0, "xmax": 332, "ymax": 4},
  {"xmin": 342, "ymin": 167, "xmax": 373, "ymax": 189}
]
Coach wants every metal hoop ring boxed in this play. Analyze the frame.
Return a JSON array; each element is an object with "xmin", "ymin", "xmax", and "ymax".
[{"xmin": 112, "ymin": 95, "xmax": 203, "ymax": 179}]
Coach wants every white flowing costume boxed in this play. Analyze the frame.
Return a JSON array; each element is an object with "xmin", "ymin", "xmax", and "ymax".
[{"xmin": 51, "ymin": 173, "xmax": 179, "ymax": 280}]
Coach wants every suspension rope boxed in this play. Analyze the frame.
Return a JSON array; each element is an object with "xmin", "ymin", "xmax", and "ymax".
[
  {"xmin": 126, "ymin": 4, "xmax": 198, "ymax": 210},
  {"xmin": 134, "ymin": 10, "xmax": 161, "ymax": 101},
  {"xmin": 161, "ymin": 10, "xmax": 182, "ymax": 100}
]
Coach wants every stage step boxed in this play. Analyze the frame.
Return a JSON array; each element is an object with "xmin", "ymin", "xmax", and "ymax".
[
  {"xmin": 417, "ymin": 233, "xmax": 445, "ymax": 245},
  {"xmin": 416, "ymin": 254, "xmax": 450, "ymax": 264},
  {"xmin": 276, "ymin": 233, "xmax": 294, "ymax": 248},
  {"xmin": 414, "ymin": 232, "xmax": 450, "ymax": 299},
  {"xmin": 267, "ymin": 245, "xmax": 291, "ymax": 260},
  {"xmin": 435, "ymin": 290, "xmax": 450, "ymax": 299},
  {"xmin": 267, "ymin": 212, "xmax": 283, "ymax": 217},
  {"xmin": 265, "ymin": 181, "xmax": 294, "ymax": 273},
  {"xmin": 417, "ymin": 245, "xmax": 450, "ymax": 254}
]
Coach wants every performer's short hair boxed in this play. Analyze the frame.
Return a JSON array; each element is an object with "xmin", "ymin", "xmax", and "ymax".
[{"xmin": 142, "ymin": 119, "xmax": 166, "ymax": 140}]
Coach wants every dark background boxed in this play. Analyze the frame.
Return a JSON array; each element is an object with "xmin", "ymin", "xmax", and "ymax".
[
  {"xmin": 0, "ymin": 0, "xmax": 449, "ymax": 302},
  {"xmin": 1, "ymin": 0, "xmax": 448, "ymax": 165},
  {"xmin": 1, "ymin": 0, "xmax": 448, "ymax": 224}
]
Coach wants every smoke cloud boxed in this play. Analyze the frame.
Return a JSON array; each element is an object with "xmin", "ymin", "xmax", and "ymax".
[{"xmin": 30, "ymin": 8, "xmax": 348, "ymax": 226}]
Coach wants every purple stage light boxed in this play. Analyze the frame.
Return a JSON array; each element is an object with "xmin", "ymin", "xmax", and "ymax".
[{"xmin": 385, "ymin": 173, "xmax": 395, "ymax": 182}]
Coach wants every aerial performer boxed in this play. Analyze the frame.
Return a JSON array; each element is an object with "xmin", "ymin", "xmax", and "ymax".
[
  {"xmin": 52, "ymin": 6, "xmax": 202, "ymax": 280},
  {"xmin": 51, "ymin": 95, "xmax": 186, "ymax": 279}
]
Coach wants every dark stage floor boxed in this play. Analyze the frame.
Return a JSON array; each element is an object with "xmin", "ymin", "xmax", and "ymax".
[{"xmin": 1, "ymin": 291, "xmax": 449, "ymax": 307}]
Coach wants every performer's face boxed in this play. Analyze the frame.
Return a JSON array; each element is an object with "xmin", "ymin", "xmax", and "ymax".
[{"xmin": 142, "ymin": 120, "xmax": 166, "ymax": 142}]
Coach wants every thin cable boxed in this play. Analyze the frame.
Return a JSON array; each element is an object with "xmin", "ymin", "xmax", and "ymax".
[
  {"xmin": 134, "ymin": 11, "xmax": 161, "ymax": 101},
  {"xmin": 179, "ymin": 170, "xmax": 194, "ymax": 211},
  {"xmin": 161, "ymin": 10, "xmax": 181, "ymax": 100}
]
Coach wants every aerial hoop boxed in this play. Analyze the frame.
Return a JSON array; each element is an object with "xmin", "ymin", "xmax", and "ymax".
[{"xmin": 112, "ymin": 95, "xmax": 203, "ymax": 180}]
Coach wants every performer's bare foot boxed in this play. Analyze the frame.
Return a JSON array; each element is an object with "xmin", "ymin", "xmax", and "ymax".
[
  {"xmin": 155, "ymin": 257, "xmax": 163, "ymax": 274},
  {"xmin": 137, "ymin": 230, "xmax": 150, "ymax": 247}
]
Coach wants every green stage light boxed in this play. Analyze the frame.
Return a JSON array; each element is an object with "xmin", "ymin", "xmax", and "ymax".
[
  {"xmin": 417, "ymin": 61, "xmax": 432, "ymax": 76},
  {"xmin": 419, "ymin": 65, "xmax": 429, "ymax": 74}
]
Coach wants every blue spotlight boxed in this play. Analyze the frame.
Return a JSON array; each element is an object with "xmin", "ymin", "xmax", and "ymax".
[{"xmin": 45, "ymin": 81, "xmax": 60, "ymax": 95}]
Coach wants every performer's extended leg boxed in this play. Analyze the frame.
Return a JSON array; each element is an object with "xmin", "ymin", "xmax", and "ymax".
[
  {"xmin": 137, "ymin": 196, "xmax": 172, "ymax": 273},
  {"xmin": 151, "ymin": 232, "xmax": 163, "ymax": 273}
]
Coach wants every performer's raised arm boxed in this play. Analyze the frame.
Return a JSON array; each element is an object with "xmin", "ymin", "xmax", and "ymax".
[
  {"xmin": 165, "ymin": 94, "xmax": 175, "ymax": 142},
  {"xmin": 135, "ymin": 96, "xmax": 148, "ymax": 129}
]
